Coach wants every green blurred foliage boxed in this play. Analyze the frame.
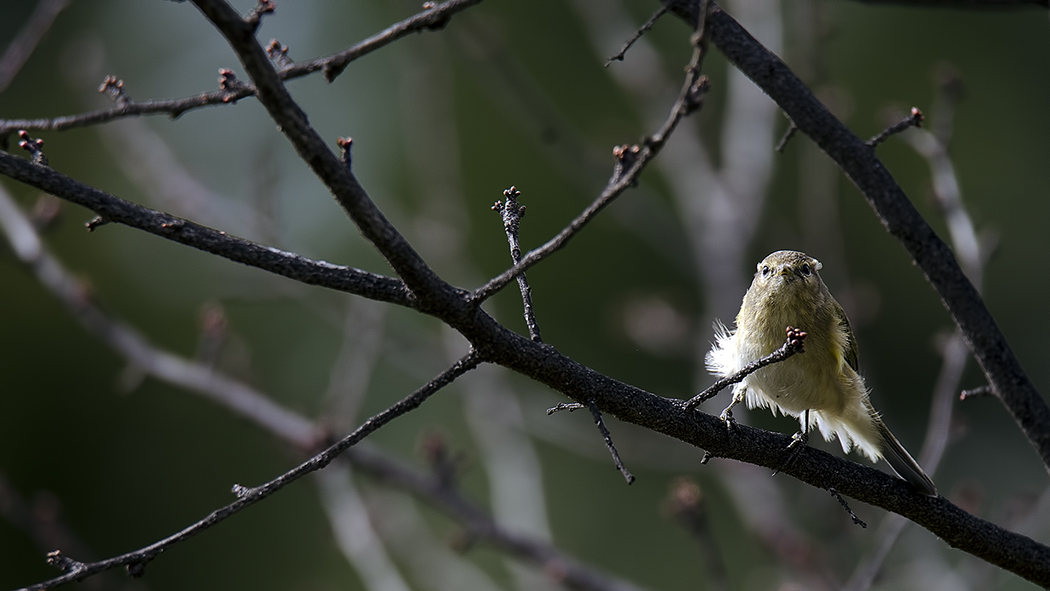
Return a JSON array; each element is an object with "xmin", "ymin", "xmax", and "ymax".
[{"xmin": 1, "ymin": 1, "xmax": 1049, "ymax": 590}]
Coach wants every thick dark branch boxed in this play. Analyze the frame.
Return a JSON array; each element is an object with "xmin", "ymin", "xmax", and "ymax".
[
  {"xmin": 470, "ymin": 325, "xmax": 1050, "ymax": 587},
  {"xmin": 666, "ymin": 0, "xmax": 1050, "ymax": 476},
  {"xmin": 190, "ymin": 0, "xmax": 463, "ymax": 316},
  {"xmin": 17, "ymin": 351, "xmax": 481, "ymax": 591},
  {"xmin": 0, "ymin": 151, "xmax": 416, "ymax": 307}
]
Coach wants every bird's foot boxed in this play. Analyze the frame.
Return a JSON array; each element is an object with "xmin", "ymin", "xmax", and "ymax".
[{"xmin": 718, "ymin": 407, "xmax": 738, "ymax": 431}]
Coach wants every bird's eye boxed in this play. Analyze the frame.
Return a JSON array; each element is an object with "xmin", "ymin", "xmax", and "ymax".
[
  {"xmin": 761, "ymin": 265, "xmax": 770, "ymax": 276},
  {"xmin": 800, "ymin": 263, "xmax": 811, "ymax": 275}
]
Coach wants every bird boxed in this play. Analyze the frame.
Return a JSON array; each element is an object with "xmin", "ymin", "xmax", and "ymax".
[{"xmin": 705, "ymin": 250, "xmax": 937, "ymax": 496}]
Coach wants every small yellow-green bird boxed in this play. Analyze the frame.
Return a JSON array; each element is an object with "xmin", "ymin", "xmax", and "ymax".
[{"xmin": 706, "ymin": 250, "xmax": 937, "ymax": 496}]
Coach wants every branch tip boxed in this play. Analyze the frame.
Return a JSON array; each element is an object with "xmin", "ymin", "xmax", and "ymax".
[
  {"xmin": 265, "ymin": 39, "xmax": 293, "ymax": 69},
  {"xmin": 337, "ymin": 136, "xmax": 353, "ymax": 168},
  {"xmin": 17, "ymin": 130, "xmax": 48, "ymax": 166},
  {"xmin": 684, "ymin": 326, "xmax": 806, "ymax": 410},
  {"xmin": 606, "ymin": 5, "xmax": 669, "ymax": 65},
  {"xmin": 586, "ymin": 398, "xmax": 635, "ymax": 484},
  {"xmin": 960, "ymin": 385, "xmax": 994, "ymax": 401},
  {"xmin": 867, "ymin": 107, "xmax": 924, "ymax": 148},
  {"xmin": 775, "ymin": 120, "xmax": 798, "ymax": 153},
  {"xmin": 547, "ymin": 402, "xmax": 584, "ymax": 415},
  {"xmin": 244, "ymin": 0, "xmax": 276, "ymax": 29},
  {"xmin": 46, "ymin": 550, "xmax": 84, "ymax": 574},
  {"xmin": 218, "ymin": 68, "xmax": 249, "ymax": 102},
  {"xmin": 829, "ymin": 487, "xmax": 867, "ymax": 528},
  {"xmin": 98, "ymin": 75, "xmax": 130, "ymax": 107},
  {"xmin": 85, "ymin": 215, "xmax": 109, "ymax": 232}
]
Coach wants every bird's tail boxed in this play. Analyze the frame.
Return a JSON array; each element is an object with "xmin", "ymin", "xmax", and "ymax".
[{"xmin": 870, "ymin": 408, "xmax": 937, "ymax": 496}]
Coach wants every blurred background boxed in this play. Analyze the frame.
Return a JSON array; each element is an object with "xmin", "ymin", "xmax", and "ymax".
[{"xmin": 1, "ymin": 0, "xmax": 1049, "ymax": 590}]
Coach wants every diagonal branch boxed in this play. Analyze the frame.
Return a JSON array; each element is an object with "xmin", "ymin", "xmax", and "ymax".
[
  {"xmin": 665, "ymin": 0, "xmax": 1050, "ymax": 475},
  {"xmin": 190, "ymin": 0, "xmax": 462, "ymax": 314},
  {"xmin": 473, "ymin": 31, "xmax": 712, "ymax": 303},
  {"xmin": 0, "ymin": 151, "xmax": 416, "ymax": 307},
  {"xmin": 15, "ymin": 351, "xmax": 482, "ymax": 591}
]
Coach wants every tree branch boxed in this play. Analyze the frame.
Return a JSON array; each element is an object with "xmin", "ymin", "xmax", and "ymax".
[
  {"xmin": 0, "ymin": 0, "xmax": 484, "ymax": 139},
  {"xmin": 0, "ymin": 151, "xmax": 416, "ymax": 307},
  {"xmin": 665, "ymin": 0, "xmax": 1050, "ymax": 476},
  {"xmin": 15, "ymin": 351, "xmax": 481, "ymax": 591},
  {"xmin": 190, "ymin": 0, "xmax": 463, "ymax": 315}
]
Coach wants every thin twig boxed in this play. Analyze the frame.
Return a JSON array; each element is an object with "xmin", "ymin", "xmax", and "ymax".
[
  {"xmin": 606, "ymin": 5, "xmax": 668, "ymax": 64},
  {"xmin": 961, "ymin": 385, "xmax": 994, "ymax": 400},
  {"xmin": 683, "ymin": 327, "xmax": 807, "ymax": 410},
  {"xmin": 774, "ymin": 120, "xmax": 798, "ymax": 153},
  {"xmin": 191, "ymin": 0, "xmax": 461, "ymax": 311},
  {"xmin": 16, "ymin": 351, "xmax": 481, "ymax": 591},
  {"xmin": 547, "ymin": 402, "xmax": 585, "ymax": 414},
  {"xmin": 493, "ymin": 186, "xmax": 542, "ymax": 342},
  {"xmin": 586, "ymin": 399, "xmax": 636, "ymax": 484},
  {"xmin": 0, "ymin": 0, "xmax": 484, "ymax": 137},
  {"xmin": 829, "ymin": 488, "xmax": 867, "ymax": 528},
  {"xmin": 473, "ymin": 12, "xmax": 713, "ymax": 304},
  {"xmin": 867, "ymin": 107, "xmax": 924, "ymax": 148}
]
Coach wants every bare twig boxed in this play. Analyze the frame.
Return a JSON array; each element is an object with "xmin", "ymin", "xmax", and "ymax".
[
  {"xmin": 190, "ymin": 0, "xmax": 461, "ymax": 312},
  {"xmin": 586, "ymin": 399, "xmax": 636, "ymax": 484},
  {"xmin": 0, "ymin": 0, "xmax": 484, "ymax": 138},
  {"xmin": 547, "ymin": 402, "xmax": 586, "ymax": 414},
  {"xmin": 829, "ymin": 488, "xmax": 867, "ymax": 528},
  {"xmin": 683, "ymin": 327, "xmax": 807, "ymax": 410},
  {"xmin": 867, "ymin": 107, "xmax": 924, "ymax": 148},
  {"xmin": 473, "ymin": 20, "xmax": 713, "ymax": 303},
  {"xmin": 15, "ymin": 352, "xmax": 481, "ymax": 591},
  {"xmin": 492, "ymin": 187, "xmax": 542, "ymax": 342},
  {"xmin": 774, "ymin": 119, "xmax": 798, "ymax": 152},
  {"xmin": 605, "ymin": 5, "xmax": 668, "ymax": 64},
  {"xmin": 961, "ymin": 385, "xmax": 994, "ymax": 400}
]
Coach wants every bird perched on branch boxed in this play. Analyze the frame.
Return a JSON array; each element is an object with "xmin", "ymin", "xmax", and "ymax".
[{"xmin": 706, "ymin": 250, "xmax": 937, "ymax": 496}]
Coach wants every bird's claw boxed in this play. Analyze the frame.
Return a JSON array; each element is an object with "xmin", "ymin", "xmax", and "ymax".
[
  {"xmin": 786, "ymin": 430, "xmax": 808, "ymax": 450},
  {"xmin": 719, "ymin": 408, "xmax": 738, "ymax": 431},
  {"xmin": 773, "ymin": 431, "xmax": 808, "ymax": 476}
]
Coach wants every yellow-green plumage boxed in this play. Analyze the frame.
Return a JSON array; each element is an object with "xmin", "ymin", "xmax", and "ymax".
[{"xmin": 707, "ymin": 250, "xmax": 936, "ymax": 496}]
